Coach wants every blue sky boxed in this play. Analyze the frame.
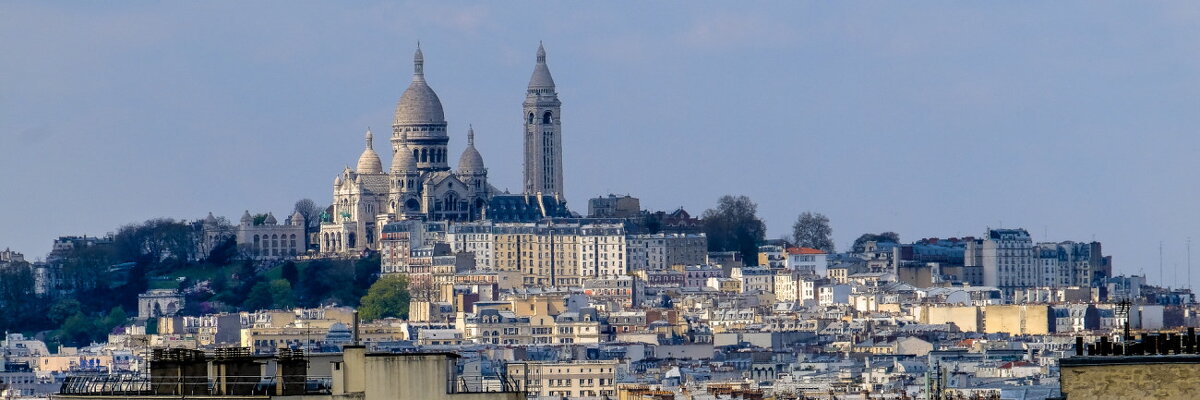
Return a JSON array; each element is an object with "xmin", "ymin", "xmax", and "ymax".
[{"xmin": 4, "ymin": 2, "xmax": 1200, "ymax": 287}]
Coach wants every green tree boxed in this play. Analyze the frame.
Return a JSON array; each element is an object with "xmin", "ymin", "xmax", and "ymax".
[
  {"xmin": 358, "ymin": 275, "xmax": 410, "ymax": 321},
  {"xmin": 792, "ymin": 211, "xmax": 835, "ymax": 253},
  {"xmin": 297, "ymin": 259, "xmax": 356, "ymax": 306},
  {"xmin": 58, "ymin": 311, "xmax": 96, "ymax": 347},
  {"xmin": 850, "ymin": 232, "xmax": 900, "ymax": 253},
  {"xmin": 0, "ymin": 263, "xmax": 43, "ymax": 331},
  {"xmin": 280, "ymin": 261, "xmax": 299, "ymax": 284},
  {"xmin": 701, "ymin": 195, "xmax": 767, "ymax": 263},
  {"xmin": 268, "ymin": 279, "xmax": 295, "ymax": 308},
  {"xmin": 206, "ymin": 237, "xmax": 238, "ymax": 265},
  {"xmin": 244, "ymin": 281, "xmax": 274, "ymax": 311},
  {"xmin": 100, "ymin": 306, "xmax": 128, "ymax": 335},
  {"xmin": 353, "ymin": 255, "xmax": 380, "ymax": 296},
  {"xmin": 49, "ymin": 299, "xmax": 83, "ymax": 326}
]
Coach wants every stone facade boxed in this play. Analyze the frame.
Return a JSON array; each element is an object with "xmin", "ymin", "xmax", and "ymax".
[
  {"xmin": 626, "ymin": 233, "xmax": 708, "ymax": 271},
  {"xmin": 1060, "ymin": 357, "xmax": 1200, "ymax": 400},
  {"xmin": 138, "ymin": 289, "xmax": 184, "ymax": 320},
  {"xmin": 231, "ymin": 210, "xmax": 305, "ymax": 259},
  {"xmin": 587, "ymin": 194, "xmax": 639, "ymax": 218}
]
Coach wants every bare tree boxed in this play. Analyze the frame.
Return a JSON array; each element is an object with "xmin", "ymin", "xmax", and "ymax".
[
  {"xmin": 701, "ymin": 195, "xmax": 767, "ymax": 263},
  {"xmin": 294, "ymin": 199, "xmax": 323, "ymax": 250},
  {"xmin": 792, "ymin": 212, "xmax": 835, "ymax": 252},
  {"xmin": 293, "ymin": 199, "xmax": 322, "ymax": 228}
]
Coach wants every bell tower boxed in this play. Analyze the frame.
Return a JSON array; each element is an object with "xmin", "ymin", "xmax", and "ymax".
[{"xmin": 523, "ymin": 42, "xmax": 564, "ymax": 199}]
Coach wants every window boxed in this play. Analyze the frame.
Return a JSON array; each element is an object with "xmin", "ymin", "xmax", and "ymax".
[{"xmin": 543, "ymin": 111, "xmax": 553, "ymax": 124}]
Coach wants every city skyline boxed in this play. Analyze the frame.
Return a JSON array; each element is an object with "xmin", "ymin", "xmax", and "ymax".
[{"xmin": 5, "ymin": 2, "xmax": 1200, "ymax": 288}]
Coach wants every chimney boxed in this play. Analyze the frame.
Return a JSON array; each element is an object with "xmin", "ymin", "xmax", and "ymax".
[{"xmin": 352, "ymin": 310, "xmax": 360, "ymax": 345}]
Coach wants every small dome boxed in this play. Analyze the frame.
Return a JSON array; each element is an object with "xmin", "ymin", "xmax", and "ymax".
[
  {"xmin": 391, "ymin": 132, "xmax": 419, "ymax": 172},
  {"xmin": 334, "ymin": 176, "xmax": 343, "ymax": 186},
  {"xmin": 264, "ymin": 213, "xmax": 277, "ymax": 225},
  {"xmin": 392, "ymin": 146, "xmax": 418, "ymax": 172},
  {"xmin": 204, "ymin": 212, "xmax": 219, "ymax": 225},
  {"xmin": 240, "ymin": 210, "xmax": 252, "ymax": 225},
  {"xmin": 457, "ymin": 126, "xmax": 485, "ymax": 172},
  {"xmin": 356, "ymin": 129, "xmax": 383, "ymax": 174},
  {"xmin": 290, "ymin": 211, "xmax": 305, "ymax": 226},
  {"xmin": 394, "ymin": 46, "xmax": 446, "ymax": 125}
]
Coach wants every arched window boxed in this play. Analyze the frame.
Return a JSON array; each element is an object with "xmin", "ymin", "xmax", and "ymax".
[
  {"xmin": 421, "ymin": 148, "xmax": 428, "ymax": 162},
  {"xmin": 412, "ymin": 148, "xmax": 419, "ymax": 161},
  {"xmin": 528, "ymin": 113, "xmax": 535, "ymax": 124},
  {"xmin": 543, "ymin": 111, "xmax": 553, "ymax": 124}
]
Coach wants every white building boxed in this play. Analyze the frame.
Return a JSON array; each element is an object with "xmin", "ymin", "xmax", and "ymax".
[
  {"xmin": 231, "ymin": 210, "xmax": 306, "ymax": 259},
  {"xmin": 731, "ymin": 267, "xmax": 774, "ymax": 294},
  {"xmin": 968, "ymin": 228, "xmax": 1036, "ymax": 291},
  {"xmin": 785, "ymin": 247, "xmax": 827, "ymax": 276}
]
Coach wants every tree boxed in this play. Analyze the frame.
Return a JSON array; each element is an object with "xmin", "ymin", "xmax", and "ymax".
[
  {"xmin": 293, "ymin": 198, "xmax": 322, "ymax": 229},
  {"xmin": 792, "ymin": 212, "xmax": 835, "ymax": 253},
  {"xmin": 359, "ymin": 275, "xmax": 410, "ymax": 321},
  {"xmin": 49, "ymin": 299, "xmax": 83, "ymax": 326},
  {"xmin": 244, "ymin": 281, "xmax": 275, "ymax": 311},
  {"xmin": 701, "ymin": 195, "xmax": 767, "ymax": 263},
  {"xmin": 100, "ymin": 306, "xmax": 128, "ymax": 335},
  {"xmin": 296, "ymin": 260, "xmax": 357, "ymax": 307},
  {"xmin": 353, "ymin": 255, "xmax": 380, "ymax": 296},
  {"xmin": 851, "ymin": 232, "xmax": 900, "ymax": 253},
  {"xmin": 205, "ymin": 236, "xmax": 238, "ymax": 265},
  {"xmin": 58, "ymin": 311, "xmax": 96, "ymax": 347},
  {"xmin": 294, "ymin": 199, "xmax": 322, "ymax": 250},
  {"xmin": 268, "ymin": 279, "xmax": 295, "ymax": 308},
  {"xmin": 280, "ymin": 261, "xmax": 299, "ymax": 285},
  {"xmin": 0, "ymin": 263, "xmax": 44, "ymax": 331}
]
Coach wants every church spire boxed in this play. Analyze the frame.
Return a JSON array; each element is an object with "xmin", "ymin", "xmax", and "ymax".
[
  {"xmin": 528, "ymin": 42, "xmax": 556, "ymax": 90},
  {"xmin": 365, "ymin": 128, "xmax": 374, "ymax": 149},
  {"xmin": 413, "ymin": 43, "xmax": 424, "ymax": 80}
]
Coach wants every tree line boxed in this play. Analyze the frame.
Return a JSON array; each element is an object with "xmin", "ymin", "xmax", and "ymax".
[{"xmin": 700, "ymin": 194, "xmax": 901, "ymax": 262}]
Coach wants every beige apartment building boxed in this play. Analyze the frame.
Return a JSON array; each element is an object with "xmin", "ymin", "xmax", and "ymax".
[{"xmin": 507, "ymin": 360, "xmax": 619, "ymax": 399}]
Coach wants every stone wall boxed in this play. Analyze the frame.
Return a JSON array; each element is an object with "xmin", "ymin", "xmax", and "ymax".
[{"xmin": 1061, "ymin": 358, "xmax": 1200, "ymax": 399}]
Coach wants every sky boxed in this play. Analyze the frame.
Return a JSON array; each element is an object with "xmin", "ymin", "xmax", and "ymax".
[{"xmin": 3, "ymin": 2, "xmax": 1200, "ymax": 288}]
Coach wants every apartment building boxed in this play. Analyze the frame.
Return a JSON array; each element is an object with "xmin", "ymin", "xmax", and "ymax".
[{"xmin": 507, "ymin": 360, "xmax": 619, "ymax": 399}]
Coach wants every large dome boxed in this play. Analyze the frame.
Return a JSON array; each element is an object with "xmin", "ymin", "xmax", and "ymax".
[
  {"xmin": 393, "ymin": 46, "xmax": 446, "ymax": 125},
  {"xmin": 393, "ymin": 81, "xmax": 445, "ymax": 124}
]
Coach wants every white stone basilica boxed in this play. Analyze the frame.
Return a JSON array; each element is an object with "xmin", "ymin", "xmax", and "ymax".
[{"xmin": 320, "ymin": 44, "xmax": 562, "ymax": 254}]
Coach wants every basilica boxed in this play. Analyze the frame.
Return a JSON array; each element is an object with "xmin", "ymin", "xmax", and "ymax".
[{"xmin": 319, "ymin": 44, "xmax": 563, "ymax": 254}]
